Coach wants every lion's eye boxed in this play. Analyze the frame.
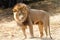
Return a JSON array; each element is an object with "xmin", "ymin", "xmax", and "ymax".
[{"xmin": 18, "ymin": 11, "xmax": 21, "ymax": 15}]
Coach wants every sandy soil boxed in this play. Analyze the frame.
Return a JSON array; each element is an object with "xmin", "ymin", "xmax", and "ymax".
[{"xmin": 0, "ymin": 13, "xmax": 60, "ymax": 40}]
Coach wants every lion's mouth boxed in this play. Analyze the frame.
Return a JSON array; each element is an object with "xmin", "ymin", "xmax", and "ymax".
[{"xmin": 19, "ymin": 14, "xmax": 24, "ymax": 20}]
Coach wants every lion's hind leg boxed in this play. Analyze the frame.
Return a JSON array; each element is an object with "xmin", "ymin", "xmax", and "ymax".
[{"xmin": 38, "ymin": 21, "xmax": 44, "ymax": 38}]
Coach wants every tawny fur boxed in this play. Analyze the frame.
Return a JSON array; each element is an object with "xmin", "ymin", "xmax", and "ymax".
[{"xmin": 13, "ymin": 3, "xmax": 52, "ymax": 39}]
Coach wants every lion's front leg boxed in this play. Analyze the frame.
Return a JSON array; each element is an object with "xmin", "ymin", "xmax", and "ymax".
[
  {"xmin": 28, "ymin": 16, "xmax": 34, "ymax": 38},
  {"xmin": 21, "ymin": 25, "xmax": 27, "ymax": 39},
  {"xmin": 29, "ymin": 24, "xmax": 34, "ymax": 38}
]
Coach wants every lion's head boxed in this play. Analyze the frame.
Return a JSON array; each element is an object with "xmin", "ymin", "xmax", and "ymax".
[{"xmin": 13, "ymin": 3, "xmax": 30, "ymax": 24}]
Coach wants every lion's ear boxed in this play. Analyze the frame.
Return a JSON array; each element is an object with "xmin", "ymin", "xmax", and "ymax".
[
  {"xmin": 21, "ymin": 6, "xmax": 29, "ymax": 13},
  {"xmin": 25, "ymin": 5, "xmax": 30, "ymax": 13},
  {"xmin": 12, "ymin": 9, "xmax": 15, "ymax": 12}
]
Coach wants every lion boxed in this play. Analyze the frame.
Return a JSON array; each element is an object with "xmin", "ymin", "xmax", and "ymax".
[{"xmin": 12, "ymin": 3, "xmax": 52, "ymax": 39}]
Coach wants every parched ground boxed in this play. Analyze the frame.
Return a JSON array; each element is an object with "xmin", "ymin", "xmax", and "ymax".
[{"xmin": 0, "ymin": 11, "xmax": 60, "ymax": 40}]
